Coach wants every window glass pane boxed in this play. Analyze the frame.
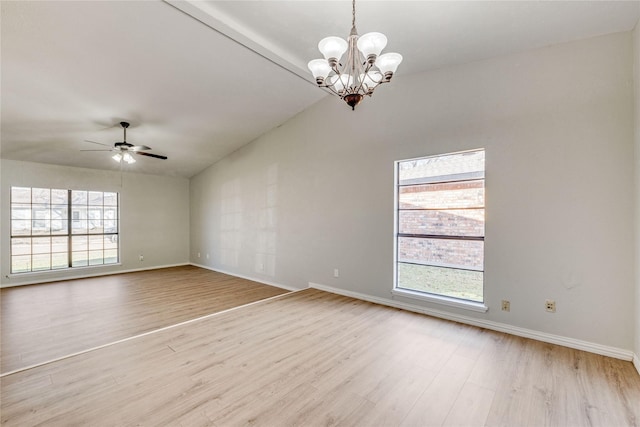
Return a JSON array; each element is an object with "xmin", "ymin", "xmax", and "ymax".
[
  {"xmin": 72, "ymin": 252, "xmax": 88, "ymax": 267},
  {"xmin": 89, "ymin": 235, "xmax": 103, "ymax": 250},
  {"xmin": 11, "ymin": 238, "xmax": 31, "ymax": 256},
  {"xmin": 88, "ymin": 208, "xmax": 103, "ymax": 233},
  {"xmin": 11, "ymin": 187, "xmax": 31, "ymax": 204},
  {"xmin": 104, "ymin": 235, "xmax": 118, "ymax": 250},
  {"xmin": 32, "ymin": 205, "xmax": 51, "ymax": 221},
  {"xmin": 88, "ymin": 207, "xmax": 103, "ymax": 219},
  {"xmin": 104, "ymin": 207, "xmax": 118, "ymax": 220},
  {"xmin": 88, "ymin": 220, "xmax": 103, "ymax": 234},
  {"xmin": 89, "ymin": 250, "xmax": 104, "ymax": 265},
  {"xmin": 88, "ymin": 191, "xmax": 103, "ymax": 206},
  {"xmin": 52, "ymin": 236, "xmax": 68, "ymax": 253},
  {"xmin": 51, "ymin": 189, "xmax": 69, "ymax": 205},
  {"xmin": 51, "ymin": 189, "xmax": 68, "ymax": 204},
  {"xmin": 72, "ymin": 206, "xmax": 86, "ymax": 219},
  {"xmin": 51, "ymin": 253, "xmax": 68, "ymax": 270},
  {"xmin": 32, "ymin": 253, "xmax": 51, "ymax": 271},
  {"xmin": 398, "ymin": 209, "xmax": 484, "ymax": 237},
  {"xmin": 398, "ymin": 150, "xmax": 485, "ymax": 183},
  {"xmin": 72, "ymin": 235, "xmax": 88, "ymax": 251},
  {"xmin": 31, "ymin": 237, "xmax": 51, "ymax": 255},
  {"xmin": 104, "ymin": 192, "xmax": 118, "ymax": 206},
  {"xmin": 51, "ymin": 205, "xmax": 68, "ymax": 220},
  {"xmin": 12, "ymin": 255, "xmax": 32, "ymax": 273},
  {"xmin": 11, "ymin": 204, "xmax": 32, "ymax": 220},
  {"xmin": 72, "ymin": 190, "xmax": 87, "ymax": 205},
  {"xmin": 397, "ymin": 263, "xmax": 483, "ymax": 303},
  {"xmin": 399, "ymin": 181, "xmax": 484, "ymax": 210},
  {"xmin": 31, "ymin": 220, "xmax": 51, "ymax": 235},
  {"xmin": 72, "ymin": 220, "xmax": 88, "ymax": 234},
  {"xmin": 32, "ymin": 188, "xmax": 50, "ymax": 204},
  {"xmin": 104, "ymin": 249, "xmax": 118, "ymax": 264},
  {"xmin": 12, "ymin": 220, "xmax": 31, "ymax": 236},
  {"xmin": 104, "ymin": 220, "xmax": 118, "ymax": 234},
  {"xmin": 398, "ymin": 237, "xmax": 484, "ymax": 270},
  {"xmin": 51, "ymin": 219, "xmax": 68, "ymax": 235}
]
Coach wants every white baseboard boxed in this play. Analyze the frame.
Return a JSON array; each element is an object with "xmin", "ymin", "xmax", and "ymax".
[
  {"xmin": 190, "ymin": 263, "xmax": 302, "ymax": 292},
  {"xmin": 1, "ymin": 263, "xmax": 190, "ymax": 288},
  {"xmin": 309, "ymin": 282, "xmax": 635, "ymax": 362},
  {"xmin": 634, "ymin": 354, "xmax": 640, "ymax": 375}
]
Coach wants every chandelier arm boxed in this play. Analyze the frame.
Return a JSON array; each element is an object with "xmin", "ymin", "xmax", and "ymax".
[
  {"xmin": 352, "ymin": 60, "xmax": 377, "ymax": 95},
  {"xmin": 364, "ymin": 67, "xmax": 384, "ymax": 90},
  {"xmin": 352, "ymin": 57, "xmax": 369, "ymax": 96},
  {"xmin": 316, "ymin": 75, "xmax": 344, "ymax": 97},
  {"xmin": 323, "ymin": 83, "xmax": 344, "ymax": 97}
]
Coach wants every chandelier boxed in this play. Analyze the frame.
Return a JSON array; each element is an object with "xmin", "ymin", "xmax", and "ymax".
[{"xmin": 307, "ymin": 0, "xmax": 403, "ymax": 110}]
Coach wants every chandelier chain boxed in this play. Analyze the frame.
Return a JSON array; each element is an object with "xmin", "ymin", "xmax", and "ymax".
[{"xmin": 352, "ymin": 0, "xmax": 356, "ymax": 29}]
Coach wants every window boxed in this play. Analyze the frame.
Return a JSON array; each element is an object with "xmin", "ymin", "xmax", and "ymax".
[
  {"xmin": 394, "ymin": 149, "xmax": 485, "ymax": 304},
  {"xmin": 10, "ymin": 187, "xmax": 119, "ymax": 273}
]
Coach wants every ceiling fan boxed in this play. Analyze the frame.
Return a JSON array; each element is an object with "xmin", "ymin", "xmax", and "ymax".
[{"xmin": 82, "ymin": 121, "xmax": 167, "ymax": 163}]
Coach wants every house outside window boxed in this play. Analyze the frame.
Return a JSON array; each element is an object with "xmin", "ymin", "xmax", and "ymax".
[{"xmin": 394, "ymin": 149, "xmax": 485, "ymax": 303}]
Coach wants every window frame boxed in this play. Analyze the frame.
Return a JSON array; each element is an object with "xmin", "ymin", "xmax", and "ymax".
[
  {"xmin": 10, "ymin": 187, "xmax": 120, "ymax": 274},
  {"xmin": 392, "ymin": 149, "xmax": 488, "ymax": 312}
]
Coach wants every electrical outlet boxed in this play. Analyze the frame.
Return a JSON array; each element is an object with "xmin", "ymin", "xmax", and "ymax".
[
  {"xmin": 501, "ymin": 300, "xmax": 510, "ymax": 312},
  {"xmin": 197, "ymin": 252, "xmax": 201, "ymax": 258},
  {"xmin": 139, "ymin": 255, "xmax": 144, "ymax": 262},
  {"xmin": 545, "ymin": 300, "xmax": 556, "ymax": 313},
  {"xmin": 206, "ymin": 253, "xmax": 210, "ymax": 259},
  {"xmin": 333, "ymin": 268, "xmax": 339, "ymax": 278}
]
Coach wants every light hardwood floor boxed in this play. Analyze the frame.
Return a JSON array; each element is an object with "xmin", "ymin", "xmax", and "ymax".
[
  {"xmin": 1, "ymin": 288, "xmax": 639, "ymax": 426},
  {"xmin": 0, "ymin": 265, "xmax": 289, "ymax": 373}
]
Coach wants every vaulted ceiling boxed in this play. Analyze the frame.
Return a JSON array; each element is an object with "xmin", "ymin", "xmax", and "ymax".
[{"xmin": 2, "ymin": 1, "xmax": 638, "ymax": 178}]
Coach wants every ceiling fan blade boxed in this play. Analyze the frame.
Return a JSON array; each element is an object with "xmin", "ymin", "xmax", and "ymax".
[
  {"xmin": 130, "ymin": 145, "xmax": 151, "ymax": 151},
  {"xmin": 84, "ymin": 139, "xmax": 111, "ymax": 147},
  {"xmin": 136, "ymin": 151, "xmax": 167, "ymax": 160}
]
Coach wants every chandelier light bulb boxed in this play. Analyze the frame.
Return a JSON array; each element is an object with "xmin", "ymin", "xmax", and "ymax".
[
  {"xmin": 318, "ymin": 36, "xmax": 348, "ymax": 65},
  {"xmin": 308, "ymin": 59, "xmax": 332, "ymax": 84},
  {"xmin": 123, "ymin": 152, "xmax": 136, "ymax": 164},
  {"xmin": 376, "ymin": 52, "xmax": 403, "ymax": 78},
  {"xmin": 112, "ymin": 153, "xmax": 122, "ymax": 163},
  {"xmin": 357, "ymin": 32, "xmax": 387, "ymax": 64}
]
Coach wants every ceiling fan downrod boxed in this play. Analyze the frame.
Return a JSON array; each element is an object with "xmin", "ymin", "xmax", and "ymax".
[{"xmin": 120, "ymin": 121, "xmax": 129, "ymax": 143}]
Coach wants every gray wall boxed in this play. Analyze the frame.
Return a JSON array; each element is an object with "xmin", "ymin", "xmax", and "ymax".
[
  {"xmin": 1, "ymin": 160, "xmax": 190, "ymax": 286},
  {"xmin": 190, "ymin": 32, "xmax": 636, "ymax": 351}
]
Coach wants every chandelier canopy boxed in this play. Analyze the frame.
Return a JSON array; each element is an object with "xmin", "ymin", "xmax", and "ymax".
[{"xmin": 308, "ymin": 0, "xmax": 402, "ymax": 110}]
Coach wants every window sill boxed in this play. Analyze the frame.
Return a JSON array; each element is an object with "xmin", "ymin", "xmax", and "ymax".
[{"xmin": 391, "ymin": 288, "xmax": 488, "ymax": 313}]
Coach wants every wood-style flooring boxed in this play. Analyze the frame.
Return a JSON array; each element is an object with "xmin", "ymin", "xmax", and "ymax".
[
  {"xmin": 0, "ymin": 265, "xmax": 289, "ymax": 373},
  {"xmin": 1, "ymin": 286, "xmax": 639, "ymax": 426}
]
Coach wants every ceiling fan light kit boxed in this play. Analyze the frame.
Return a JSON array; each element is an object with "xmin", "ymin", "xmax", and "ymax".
[
  {"xmin": 112, "ymin": 152, "xmax": 135, "ymax": 164},
  {"xmin": 82, "ymin": 121, "xmax": 167, "ymax": 164},
  {"xmin": 307, "ymin": 0, "xmax": 402, "ymax": 110}
]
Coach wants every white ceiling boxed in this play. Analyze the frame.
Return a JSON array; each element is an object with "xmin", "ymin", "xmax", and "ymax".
[{"xmin": 2, "ymin": 1, "xmax": 638, "ymax": 178}]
